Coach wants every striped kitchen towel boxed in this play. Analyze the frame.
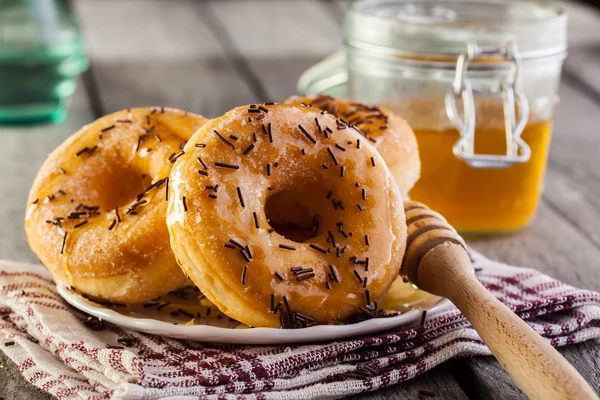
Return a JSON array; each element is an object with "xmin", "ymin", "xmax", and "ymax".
[{"xmin": 1, "ymin": 251, "xmax": 599, "ymax": 399}]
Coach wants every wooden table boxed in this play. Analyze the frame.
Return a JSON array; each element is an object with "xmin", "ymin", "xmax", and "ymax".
[{"xmin": 1, "ymin": 1, "xmax": 600, "ymax": 398}]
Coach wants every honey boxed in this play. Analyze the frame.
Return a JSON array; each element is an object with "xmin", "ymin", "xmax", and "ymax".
[
  {"xmin": 387, "ymin": 97, "xmax": 553, "ymax": 233},
  {"xmin": 409, "ymin": 121, "xmax": 552, "ymax": 233}
]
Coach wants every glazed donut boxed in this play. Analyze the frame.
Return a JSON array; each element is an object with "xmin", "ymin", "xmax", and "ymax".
[
  {"xmin": 25, "ymin": 107, "xmax": 208, "ymax": 304},
  {"xmin": 167, "ymin": 103, "xmax": 406, "ymax": 328},
  {"xmin": 285, "ymin": 95, "xmax": 420, "ymax": 197}
]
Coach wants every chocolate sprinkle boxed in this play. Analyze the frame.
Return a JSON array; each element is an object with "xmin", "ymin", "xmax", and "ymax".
[
  {"xmin": 165, "ymin": 178, "xmax": 170, "ymax": 201},
  {"xmin": 229, "ymin": 239, "xmax": 244, "ymax": 249},
  {"xmin": 326, "ymin": 190, "xmax": 333, "ymax": 199},
  {"xmin": 329, "ymin": 264, "xmax": 340, "ymax": 283},
  {"xmin": 108, "ymin": 219, "xmax": 117, "ymax": 230},
  {"xmin": 335, "ymin": 144, "xmax": 346, "ymax": 152},
  {"xmin": 270, "ymin": 294, "xmax": 275, "ymax": 311},
  {"xmin": 197, "ymin": 157, "xmax": 207, "ymax": 169},
  {"xmin": 84, "ymin": 316, "xmax": 105, "ymax": 331},
  {"xmin": 253, "ymin": 212, "xmax": 260, "ymax": 228},
  {"xmin": 267, "ymin": 163, "xmax": 272, "ymax": 176},
  {"xmin": 420, "ymin": 310, "xmax": 427, "ymax": 326},
  {"xmin": 198, "ymin": 170, "xmax": 209, "ymax": 176},
  {"xmin": 195, "ymin": 143, "xmax": 206, "ymax": 148},
  {"xmin": 243, "ymin": 144, "xmax": 255, "ymax": 156},
  {"xmin": 365, "ymin": 289, "xmax": 371, "ymax": 305},
  {"xmin": 178, "ymin": 309, "xmax": 194, "ymax": 319},
  {"xmin": 279, "ymin": 244, "xmax": 296, "ymax": 251},
  {"xmin": 267, "ymin": 123, "xmax": 273, "ymax": 143},
  {"xmin": 208, "ymin": 193, "xmax": 217, "ymax": 199},
  {"xmin": 236, "ymin": 187, "xmax": 245, "ymax": 208},
  {"xmin": 353, "ymin": 269, "xmax": 362, "ymax": 283},
  {"xmin": 357, "ymin": 204, "xmax": 365, "ymax": 211},
  {"xmin": 274, "ymin": 272, "xmax": 284, "ymax": 281},
  {"xmin": 340, "ymin": 166, "xmax": 345, "ymax": 177},
  {"xmin": 240, "ymin": 250, "xmax": 251, "ymax": 263},
  {"xmin": 326, "ymin": 281, "xmax": 332, "ymax": 289},
  {"xmin": 282, "ymin": 296, "xmax": 290, "ymax": 312},
  {"xmin": 365, "ymin": 234, "xmax": 370, "ymax": 246},
  {"xmin": 115, "ymin": 207, "xmax": 121, "ymax": 222},
  {"xmin": 298, "ymin": 124, "xmax": 316, "ymax": 144},
  {"xmin": 241, "ymin": 266, "xmax": 248, "ymax": 285},
  {"xmin": 229, "ymin": 135, "xmax": 238, "ymax": 140},
  {"xmin": 214, "ymin": 130, "xmax": 235, "ymax": 149},
  {"xmin": 309, "ymin": 244, "xmax": 327, "ymax": 254},
  {"xmin": 327, "ymin": 147, "xmax": 339, "ymax": 166},
  {"xmin": 327, "ymin": 231, "xmax": 337, "ymax": 247},
  {"xmin": 169, "ymin": 151, "xmax": 185, "ymax": 163},
  {"xmin": 182, "ymin": 196, "xmax": 188, "ymax": 212},
  {"xmin": 101, "ymin": 125, "xmax": 115, "ymax": 132},
  {"xmin": 60, "ymin": 232, "xmax": 67, "ymax": 254},
  {"xmin": 370, "ymin": 157, "xmax": 376, "ymax": 167},
  {"xmin": 297, "ymin": 273, "xmax": 315, "ymax": 281},
  {"xmin": 215, "ymin": 162, "xmax": 239, "ymax": 170}
]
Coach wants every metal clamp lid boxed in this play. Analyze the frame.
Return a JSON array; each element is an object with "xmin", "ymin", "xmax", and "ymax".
[{"xmin": 445, "ymin": 42, "xmax": 531, "ymax": 169}]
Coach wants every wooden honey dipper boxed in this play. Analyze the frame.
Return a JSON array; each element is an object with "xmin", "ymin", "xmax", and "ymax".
[{"xmin": 401, "ymin": 200, "xmax": 598, "ymax": 400}]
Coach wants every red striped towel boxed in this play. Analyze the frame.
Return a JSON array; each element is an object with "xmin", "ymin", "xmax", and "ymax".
[{"xmin": 1, "ymin": 251, "xmax": 599, "ymax": 399}]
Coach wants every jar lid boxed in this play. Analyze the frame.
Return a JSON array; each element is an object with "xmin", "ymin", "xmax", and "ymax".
[{"xmin": 344, "ymin": 0, "xmax": 567, "ymax": 60}]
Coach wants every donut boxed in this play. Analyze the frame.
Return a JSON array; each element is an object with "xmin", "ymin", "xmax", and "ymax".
[
  {"xmin": 285, "ymin": 95, "xmax": 420, "ymax": 197},
  {"xmin": 25, "ymin": 107, "xmax": 208, "ymax": 304},
  {"xmin": 167, "ymin": 103, "xmax": 406, "ymax": 328}
]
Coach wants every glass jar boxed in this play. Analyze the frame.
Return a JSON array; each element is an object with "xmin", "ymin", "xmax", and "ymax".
[
  {"xmin": 0, "ymin": 0, "xmax": 88, "ymax": 124},
  {"xmin": 298, "ymin": 0, "xmax": 567, "ymax": 235}
]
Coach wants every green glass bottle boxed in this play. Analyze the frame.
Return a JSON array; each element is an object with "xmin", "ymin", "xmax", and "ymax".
[{"xmin": 0, "ymin": 0, "xmax": 88, "ymax": 124}]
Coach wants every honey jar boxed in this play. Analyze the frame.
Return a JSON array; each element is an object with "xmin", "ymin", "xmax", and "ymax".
[{"xmin": 298, "ymin": 0, "xmax": 567, "ymax": 234}]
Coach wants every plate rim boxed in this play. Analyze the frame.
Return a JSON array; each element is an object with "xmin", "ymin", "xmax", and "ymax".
[{"xmin": 57, "ymin": 284, "xmax": 452, "ymax": 344}]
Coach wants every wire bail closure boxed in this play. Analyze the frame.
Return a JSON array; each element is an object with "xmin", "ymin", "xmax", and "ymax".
[{"xmin": 445, "ymin": 42, "xmax": 531, "ymax": 169}]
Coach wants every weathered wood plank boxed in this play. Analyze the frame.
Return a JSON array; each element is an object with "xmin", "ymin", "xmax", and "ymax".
[
  {"xmin": 549, "ymin": 81, "xmax": 600, "ymax": 194},
  {"xmin": 352, "ymin": 365, "xmax": 469, "ymax": 400},
  {"xmin": 72, "ymin": 0, "xmax": 257, "ymax": 117},
  {"xmin": 0, "ymin": 81, "xmax": 94, "ymax": 263},
  {"xmin": 0, "ymin": 352, "xmax": 53, "ymax": 400},
  {"xmin": 207, "ymin": 0, "xmax": 343, "ymax": 101}
]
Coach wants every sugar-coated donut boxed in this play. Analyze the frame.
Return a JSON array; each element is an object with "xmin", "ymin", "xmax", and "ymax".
[
  {"xmin": 25, "ymin": 107, "xmax": 208, "ymax": 304},
  {"xmin": 285, "ymin": 95, "xmax": 420, "ymax": 197},
  {"xmin": 167, "ymin": 103, "xmax": 406, "ymax": 328}
]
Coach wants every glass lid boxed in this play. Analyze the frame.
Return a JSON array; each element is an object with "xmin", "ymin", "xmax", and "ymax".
[{"xmin": 344, "ymin": 0, "xmax": 567, "ymax": 59}]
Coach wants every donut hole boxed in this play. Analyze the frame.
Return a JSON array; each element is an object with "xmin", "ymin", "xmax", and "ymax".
[
  {"xmin": 76, "ymin": 160, "xmax": 150, "ymax": 210},
  {"xmin": 265, "ymin": 190, "xmax": 316, "ymax": 243}
]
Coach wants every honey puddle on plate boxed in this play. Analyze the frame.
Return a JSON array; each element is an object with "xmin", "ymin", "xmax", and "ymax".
[{"xmin": 75, "ymin": 275, "xmax": 439, "ymax": 328}]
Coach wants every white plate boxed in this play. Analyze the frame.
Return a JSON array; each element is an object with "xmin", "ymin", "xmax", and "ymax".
[{"xmin": 57, "ymin": 285, "xmax": 452, "ymax": 344}]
